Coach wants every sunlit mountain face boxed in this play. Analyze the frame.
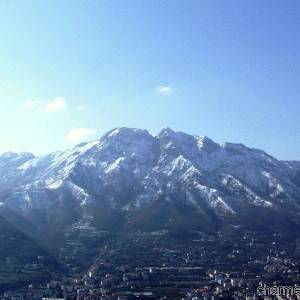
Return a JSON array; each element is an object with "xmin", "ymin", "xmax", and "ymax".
[{"xmin": 0, "ymin": 127, "xmax": 299, "ymax": 243}]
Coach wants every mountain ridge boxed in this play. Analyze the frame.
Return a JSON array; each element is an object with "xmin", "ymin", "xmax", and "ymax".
[
  {"xmin": 0, "ymin": 127, "xmax": 299, "ymax": 246},
  {"xmin": 2, "ymin": 127, "xmax": 296, "ymax": 163}
]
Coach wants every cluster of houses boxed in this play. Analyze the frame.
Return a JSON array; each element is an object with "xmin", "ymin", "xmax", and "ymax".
[{"xmin": 1, "ymin": 227, "xmax": 299, "ymax": 299}]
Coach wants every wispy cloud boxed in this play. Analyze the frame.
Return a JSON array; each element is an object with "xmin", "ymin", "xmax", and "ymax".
[
  {"xmin": 76, "ymin": 105, "xmax": 85, "ymax": 111},
  {"xmin": 66, "ymin": 128, "xmax": 97, "ymax": 143},
  {"xmin": 20, "ymin": 97, "xmax": 67, "ymax": 112},
  {"xmin": 156, "ymin": 85, "xmax": 173, "ymax": 96}
]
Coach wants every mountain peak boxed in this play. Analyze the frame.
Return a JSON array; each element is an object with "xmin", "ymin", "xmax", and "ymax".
[
  {"xmin": 104, "ymin": 127, "xmax": 151, "ymax": 139},
  {"xmin": 0, "ymin": 151, "xmax": 34, "ymax": 160},
  {"xmin": 196, "ymin": 135, "xmax": 220, "ymax": 152},
  {"xmin": 158, "ymin": 127, "xmax": 177, "ymax": 137}
]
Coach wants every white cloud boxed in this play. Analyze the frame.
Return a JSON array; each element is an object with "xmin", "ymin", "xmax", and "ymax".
[
  {"xmin": 66, "ymin": 128, "xmax": 98, "ymax": 143},
  {"xmin": 20, "ymin": 97, "xmax": 67, "ymax": 112},
  {"xmin": 42, "ymin": 97, "xmax": 67, "ymax": 112},
  {"xmin": 156, "ymin": 85, "xmax": 173, "ymax": 95},
  {"xmin": 20, "ymin": 99, "xmax": 43, "ymax": 111}
]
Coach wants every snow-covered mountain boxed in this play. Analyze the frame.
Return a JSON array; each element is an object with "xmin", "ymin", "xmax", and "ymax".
[{"xmin": 1, "ymin": 127, "xmax": 300, "ymax": 241}]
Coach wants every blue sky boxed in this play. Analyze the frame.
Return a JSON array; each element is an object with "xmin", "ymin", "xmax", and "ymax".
[{"xmin": 0, "ymin": 1, "xmax": 299, "ymax": 160}]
